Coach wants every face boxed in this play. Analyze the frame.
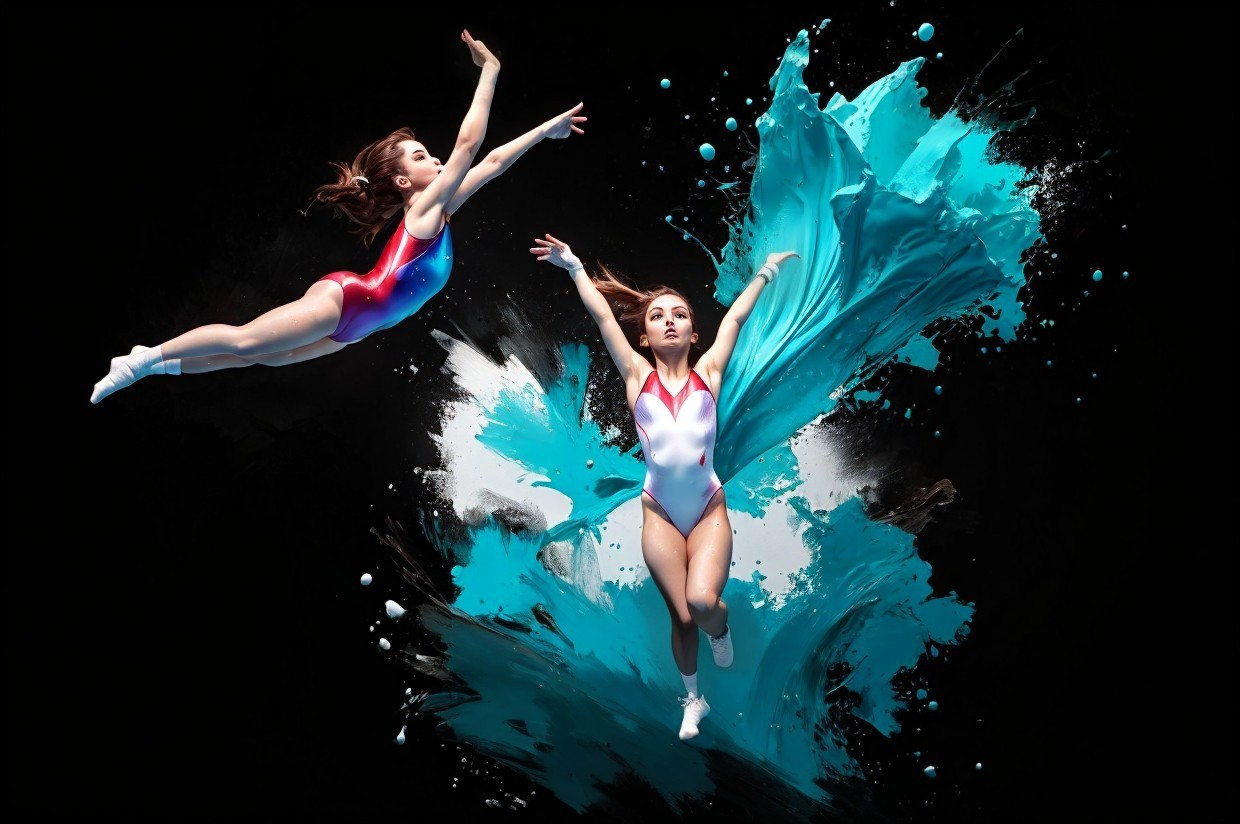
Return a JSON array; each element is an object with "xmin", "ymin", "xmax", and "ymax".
[
  {"xmin": 641, "ymin": 294, "xmax": 697, "ymax": 353},
  {"xmin": 396, "ymin": 140, "xmax": 442, "ymax": 190}
]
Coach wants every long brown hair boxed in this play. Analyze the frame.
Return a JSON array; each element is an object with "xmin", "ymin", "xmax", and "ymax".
[
  {"xmin": 591, "ymin": 264, "xmax": 697, "ymax": 340},
  {"xmin": 309, "ymin": 127, "xmax": 418, "ymax": 246}
]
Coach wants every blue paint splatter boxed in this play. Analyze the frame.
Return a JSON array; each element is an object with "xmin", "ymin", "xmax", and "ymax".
[{"xmin": 387, "ymin": 26, "xmax": 1043, "ymax": 813}]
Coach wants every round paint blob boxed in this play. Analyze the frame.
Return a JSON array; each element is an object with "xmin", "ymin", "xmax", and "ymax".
[
  {"xmin": 725, "ymin": 117, "xmax": 738, "ymax": 131},
  {"xmin": 918, "ymin": 23, "xmax": 935, "ymax": 41},
  {"xmin": 660, "ymin": 78, "xmax": 670, "ymax": 89},
  {"xmin": 699, "ymin": 143, "xmax": 716, "ymax": 161}
]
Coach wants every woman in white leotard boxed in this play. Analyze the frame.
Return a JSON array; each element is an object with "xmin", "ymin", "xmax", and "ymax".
[{"xmin": 531, "ymin": 233, "xmax": 798, "ymax": 742}]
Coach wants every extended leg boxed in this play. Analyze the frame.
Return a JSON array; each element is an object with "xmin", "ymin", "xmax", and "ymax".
[
  {"xmin": 91, "ymin": 281, "xmax": 343, "ymax": 403},
  {"xmin": 686, "ymin": 489, "xmax": 734, "ymax": 667},
  {"xmin": 642, "ymin": 494, "xmax": 712, "ymax": 741}
]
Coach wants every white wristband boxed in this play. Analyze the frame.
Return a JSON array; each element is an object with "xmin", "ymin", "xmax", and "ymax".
[
  {"xmin": 568, "ymin": 265, "xmax": 585, "ymax": 279},
  {"xmin": 756, "ymin": 263, "xmax": 778, "ymax": 284}
]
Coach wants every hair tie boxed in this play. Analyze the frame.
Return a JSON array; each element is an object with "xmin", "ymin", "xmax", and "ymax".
[{"xmin": 351, "ymin": 175, "xmax": 370, "ymax": 190}]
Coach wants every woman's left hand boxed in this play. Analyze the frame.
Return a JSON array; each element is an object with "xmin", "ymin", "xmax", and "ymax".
[
  {"xmin": 543, "ymin": 103, "xmax": 588, "ymax": 139},
  {"xmin": 765, "ymin": 251, "xmax": 799, "ymax": 268}
]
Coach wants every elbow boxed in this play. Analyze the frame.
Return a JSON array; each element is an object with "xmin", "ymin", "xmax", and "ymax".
[
  {"xmin": 478, "ymin": 151, "xmax": 506, "ymax": 175},
  {"xmin": 455, "ymin": 135, "xmax": 483, "ymax": 157}
]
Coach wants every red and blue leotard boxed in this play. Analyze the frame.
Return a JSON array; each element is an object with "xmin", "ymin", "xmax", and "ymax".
[
  {"xmin": 319, "ymin": 217, "xmax": 453, "ymax": 344},
  {"xmin": 633, "ymin": 369, "xmax": 722, "ymax": 538}
]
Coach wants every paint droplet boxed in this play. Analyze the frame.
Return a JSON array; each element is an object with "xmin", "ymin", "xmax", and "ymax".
[
  {"xmin": 933, "ymin": 431, "xmax": 942, "ymax": 439},
  {"xmin": 924, "ymin": 766, "xmax": 937, "ymax": 778},
  {"xmin": 725, "ymin": 117, "xmax": 738, "ymax": 131},
  {"xmin": 745, "ymin": 97, "xmax": 753, "ymax": 106},
  {"xmin": 360, "ymin": 572, "xmax": 373, "ymax": 586},
  {"xmin": 1092, "ymin": 269, "xmax": 1103, "ymax": 282},
  {"xmin": 378, "ymin": 638, "xmax": 391, "ymax": 650},
  {"xmin": 917, "ymin": 23, "xmax": 935, "ymax": 41},
  {"xmin": 699, "ymin": 143, "xmax": 716, "ymax": 161},
  {"xmin": 586, "ymin": 459, "xmax": 594, "ymax": 468},
  {"xmin": 975, "ymin": 762, "xmax": 983, "ymax": 771},
  {"xmin": 936, "ymin": 52, "xmax": 944, "ymax": 59},
  {"xmin": 934, "ymin": 385, "xmax": 943, "ymax": 395},
  {"xmin": 1122, "ymin": 270, "xmax": 1130, "ymax": 279},
  {"xmin": 660, "ymin": 78, "xmax": 671, "ymax": 89},
  {"xmin": 928, "ymin": 700, "xmax": 939, "ymax": 711},
  {"xmin": 916, "ymin": 688, "xmax": 928, "ymax": 700},
  {"xmin": 697, "ymin": 179, "xmax": 706, "ymax": 188}
]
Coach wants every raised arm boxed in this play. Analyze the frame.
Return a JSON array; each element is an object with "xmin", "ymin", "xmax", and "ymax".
[
  {"xmin": 448, "ymin": 103, "xmax": 587, "ymax": 214},
  {"xmin": 411, "ymin": 29, "xmax": 501, "ymax": 220},
  {"xmin": 531, "ymin": 234, "xmax": 646, "ymax": 385},
  {"xmin": 696, "ymin": 251, "xmax": 799, "ymax": 384}
]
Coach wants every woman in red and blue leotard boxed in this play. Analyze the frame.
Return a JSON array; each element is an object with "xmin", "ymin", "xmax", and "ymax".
[
  {"xmin": 531, "ymin": 232, "xmax": 799, "ymax": 743},
  {"xmin": 90, "ymin": 29, "xmax": 586, "ymax": 404}
]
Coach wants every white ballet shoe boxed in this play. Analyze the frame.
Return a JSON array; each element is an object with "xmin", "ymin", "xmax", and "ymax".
[{"xmin": 91, "ymin": 346, "xmax": 158, "ymax": 404}]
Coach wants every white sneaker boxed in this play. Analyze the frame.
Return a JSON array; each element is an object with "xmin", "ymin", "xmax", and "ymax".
[
  {"xmin": 678, "ymin": 694, "xmax": 710, "ymax": 740},
  {"xmin": 708, "ymin": 625, "xmax": 734, "ymax": 668}
]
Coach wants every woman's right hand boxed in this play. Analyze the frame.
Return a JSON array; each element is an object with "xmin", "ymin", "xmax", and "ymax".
[
  {"xmin": 531, "ymin": 233, "xmax": 583, "ymax": 272},
  {"xmin": 461, "ymin": 29, "xmax": 500, "ymax": 71}
]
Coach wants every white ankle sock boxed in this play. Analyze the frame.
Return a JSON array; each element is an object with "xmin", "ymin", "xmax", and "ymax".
[
  {"xmin": 130, "ymin": 345, "xmax": 181, "ymax": 375},
  {"xmin": 682, "ymin": 672, "xmax": 698, "ymax": 698}
]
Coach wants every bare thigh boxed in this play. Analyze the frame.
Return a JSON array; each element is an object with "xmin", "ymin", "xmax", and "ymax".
[
  {"xmin": 244, "ymin": 336, "xmax": 349, "ymax": 367},
  {"xmin": 641, "ymin": 493, "xmax": 692, "ymax": 624},
  {"xmin": 686, "ymin": 489, "xmax": 732, "ymax": 605}
]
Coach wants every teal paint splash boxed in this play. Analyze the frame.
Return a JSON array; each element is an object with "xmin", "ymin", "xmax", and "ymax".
[
  {"xmin": 710, "ymin": 30, "xmax": 1039, "ymax": 481},
  {"xmin": 390, "ymin": 27, "xmax": 1042, "ymax": 813}
]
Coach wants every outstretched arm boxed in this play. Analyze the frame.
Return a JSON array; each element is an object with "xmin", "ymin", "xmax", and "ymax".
[
  {"xmin": 696, "ymin": 251, "xmax": 800, "ymax": 383},
  {"xmin": 413, "ymin": 29, "xmax": 501, "ymax": 218},
  {"xmin": 448, "ymin": 103, "xmax": 587, "ymax": 214},
  {"xmin": 530, "ymin": 233, "xmax": 645, "ymax": 384}
]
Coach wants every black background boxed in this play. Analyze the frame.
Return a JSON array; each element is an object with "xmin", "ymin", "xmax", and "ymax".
[{"xmin": 6, "ymin": 2, "xmax": 1234, "ymax": 821}]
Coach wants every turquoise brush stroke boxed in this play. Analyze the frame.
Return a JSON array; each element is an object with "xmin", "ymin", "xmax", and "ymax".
[
  {"xmin": 712, "ymin": 32, "xmax": 1040, "ymax": 481},
  {"xmin": 397, "ymin": 26, "xmax": 1042, "ymax": 813}
]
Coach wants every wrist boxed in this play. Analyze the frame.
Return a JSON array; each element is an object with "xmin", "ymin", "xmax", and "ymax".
[
  {"xmin": 568, "ymin": 264, "xmax": 585, "ymax": 278},
  {"xmin": 756, "ymin": 263, "xmax": 778, "ymax": 284}
]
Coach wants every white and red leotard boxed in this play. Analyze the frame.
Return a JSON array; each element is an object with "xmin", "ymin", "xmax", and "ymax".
[{"xmin": 633, "ymin": 369, "xmax": 722, "ymax": 537}]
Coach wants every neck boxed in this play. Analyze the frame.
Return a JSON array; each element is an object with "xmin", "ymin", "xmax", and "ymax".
[{"xmin": 655, "ymin": 356, "xmax": 691, "ymax": 380}]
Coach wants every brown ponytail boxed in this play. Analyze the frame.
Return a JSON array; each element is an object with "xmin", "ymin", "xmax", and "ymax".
[{"xmin": 308, "ymin": 127, "xmax": 418, "ymax": 246}]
